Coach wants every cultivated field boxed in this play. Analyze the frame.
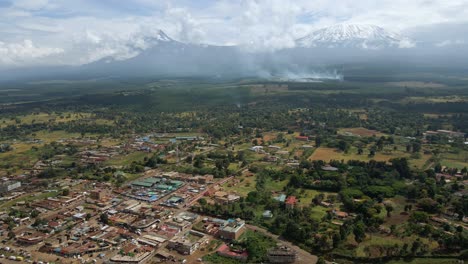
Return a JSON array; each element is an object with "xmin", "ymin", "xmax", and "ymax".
[{"xmin": 338, "ymin": 127, "xmax": 385, "ymax": 137}]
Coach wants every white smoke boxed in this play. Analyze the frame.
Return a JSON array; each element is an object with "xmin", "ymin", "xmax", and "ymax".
[{"xmin": 261, "ymin": 70, "xmax": 343, "ymax": 82}]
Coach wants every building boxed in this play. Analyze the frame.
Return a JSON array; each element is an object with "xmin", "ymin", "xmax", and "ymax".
[
  {"xmin": 267, "ymin": 245, "xmax": 298, "ymax": 263},
  {"xmin": 249, "ymin": 146, "xmax": 264, "ymax": 153},
  {"xmin": 333, "ymin": 210, "xmax": 349, "ymax": 219},
  {"xmin": 167, "ymin": 231, "xmax": 204, "ymax": 255},
  {"xmin": 285, "ymin": 196, "xmax": 297, "ymax": 209},
  {"xmin": 0, "ymin": 181, "xmax": 21, "ymax": 194},
  {"xmin": 16, "ymin": 232, "xmax": 46, "ymax": 245},
  {"xmin": 90, "ymin": 190, "xmax": 103, "ymax": 200},
  {"xmin": 214, "ymin": 192, "xmax": 241, "ymax": 204},
  {"xmin": 274, "ymin": 194, "xmax": 286, "ymax": 203},
  {"xmin": 217, "ymin": 243, "xmax": 248, "ymax": 262},
  {"xmin": 218, "ymin": 218, "xmax": 245, "ymax": 240},
  {"xmin": 262, "ymin": 210, "xmax": 273, "ymax": 218},
  {"xmin": 321, "ymin": 165, "xmax": 338, "ymax": 171}
]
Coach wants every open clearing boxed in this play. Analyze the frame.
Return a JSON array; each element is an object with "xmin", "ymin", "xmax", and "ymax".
[
  {"xmin": 309, "ymin": 147, "xmax": 431, "ymax": 169},
  {"xmin": 385, "ymin": 81, "xmax": 446, "ymax": 88},
  {"xmin": 309, "ymin": 147, "xmax": 393, "ymax": 162},
  {"xmin": 338, "ymin": 127, "xmax": 385, "ymax": 137}
]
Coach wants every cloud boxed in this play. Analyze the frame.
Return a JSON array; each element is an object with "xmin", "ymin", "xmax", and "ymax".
[
  {"xmin": 0, "ymin": 39, "xmax": 63, "ymax": 65},
  {"xmin": 0, "ymin": 0, "xmax": 468, "ymax": 67},
  {"xmin": 435, "ymin": 39, "xmax": 466, "ymax": 47},
  {"xmin": 13, "ymin": 0, "xmax": 50, "ymax": 11},
  {"xmin": 398, "ymin": 39, "xmax": 416, "ymax": 48}
]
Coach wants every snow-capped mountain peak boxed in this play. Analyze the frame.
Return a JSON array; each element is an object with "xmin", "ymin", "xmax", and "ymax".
[
  {"xmin": 296, "ymin": 24, "xmax": 413, "ymax": 49},
  {"xmin": 153, "ymin": 30, "xmax": 172, "ymax": 42}
]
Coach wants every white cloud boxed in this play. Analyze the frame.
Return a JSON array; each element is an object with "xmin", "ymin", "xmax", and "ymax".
[
  {"xmin": 399, "ymin": 39, "xmax": 416, "ymax": 48},
  {"xmin": 0, "ymin": 39, "xmax": 63, "ymax": 65},
  {"xmin": 435, "ymin": 39, "xmax": 466, "ymax": 47},
  {"xmin": 13, "ymin": 0, "xmax": 50, "ymax": 11},
  {"xmin": 0, "ymin": 0, "xmax": 468, "ymax": 67}
]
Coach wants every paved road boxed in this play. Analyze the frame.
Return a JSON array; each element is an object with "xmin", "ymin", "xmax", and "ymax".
[{"xmin": 245, "ymin": 224, "xmax": 318, "ymax": 264}]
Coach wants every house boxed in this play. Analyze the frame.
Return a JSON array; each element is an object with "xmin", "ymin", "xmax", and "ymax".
[
  {"xmin": 285, "ymin": 196, "xmax": 297, "ymax": 209},
  {"xmin": 16, "ymin": 232, "xmax": 46, "ymax": 245},
  {"xmin": 167, "ymin": 230, "xmax": 204, "ymax": 255},
  {"xmin": 295, "ymin": 136, "xmax": 309, "ymax": 141},
  {"xmin": 0, "ymin": 181, "xmax": 21, "ymax": 194},
  {"xmin": 218, "ymin": 219, "xmax": 245, "ymax": 240},
  {"xmin": 214, "ymin": 192, "xmax": 240, "ymax": 204},
  {"xmin": 321, "ymin": 165, "xmax": 338, "ymax": 171},
  {"xmin": 276, "ymin": 150, "xmax": 289, "ymax": 155},
  {"xmin": 320, "ymin": 201, "xmax": 333, "ymax": 208},
  {"xmin": 267, "ymin": 245, "xmax": 297, "ymax": 263},
  {"xmin": 262, "ymin": 210, "xmax": 273, "ymax": 218},
  {"xmin": 109, "ymin": 244, "xmax": 153, "ymax": 264},
  {"xmin": 217, "ymin": 243, "xmax": 248, "ymax": 262},
  {"xmin": 274, "ymin": 194, "xmax": 286, "ymax": 203},
  {"xmin": 249, "ymin": 146, "xmax": 264, "ymax": 153},
  {"xmin": 333, "ymin": 210, "xmax": 349, "ymax": 219}
]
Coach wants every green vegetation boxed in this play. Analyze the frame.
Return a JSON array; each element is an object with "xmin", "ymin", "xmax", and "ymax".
[{"xmin": 0, "ymin": 76, "xmax": 467, "ymax": 262}]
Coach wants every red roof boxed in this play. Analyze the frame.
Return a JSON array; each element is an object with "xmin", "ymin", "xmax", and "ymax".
[
  {"xmin": 217, "ymin": 244, "xmax": 248, "ymax": 258},
  {"xmin": 48, "ymin": 221, "xmax": 60, "ymax": 228},
  {"xmin": 285, "ymin": 196, "xmax": 297, "ymax": 205}
]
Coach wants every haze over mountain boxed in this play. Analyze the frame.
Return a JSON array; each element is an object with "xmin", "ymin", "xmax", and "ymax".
[
  {"xmin": 296, "ymin": 24, "xmax": 413, "ymax": 49},
  {"xmin": 1, "ymin": 20, "xmax": 468, "ymax": 82}
]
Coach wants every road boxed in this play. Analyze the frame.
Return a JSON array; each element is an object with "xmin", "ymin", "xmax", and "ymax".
[
  {"xmin": 186, "ymin": 176, "xmax": 233, "ymax": 207},
  {"xmin": 246, "ymin": 224, "xmax": 318, "ymax": 264}
]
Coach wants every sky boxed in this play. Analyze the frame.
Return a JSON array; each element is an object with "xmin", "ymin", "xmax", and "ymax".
[{"xmin": 1, "ymin": 0, "xmax": 468, "ymax": 68}]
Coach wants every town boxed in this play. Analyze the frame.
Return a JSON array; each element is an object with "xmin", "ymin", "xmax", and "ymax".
[{"xmin": 0, "ymin": 77, "xmax": 467, "ymax": 264}]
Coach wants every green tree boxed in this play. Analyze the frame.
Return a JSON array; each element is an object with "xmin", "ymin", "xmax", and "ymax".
[
  {"xmin": 385, "ymin": 204, "xmax": 394, "ymax": 217},
  {"xmin": 100, "ymin": 213, "xmax": 109, "ymax": 225},
  {"xmin": 353, "ymin": 221, "xmax": 366, "ymax": 243},
  {"xmin": 62, "ymin": 188, "xmax": 70, "ymax": 196}
]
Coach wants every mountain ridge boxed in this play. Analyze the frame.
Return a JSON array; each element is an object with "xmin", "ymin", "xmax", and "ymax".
[{"xmin": 296, "ymin": 24, "xmax": 413, "ymax": 49}]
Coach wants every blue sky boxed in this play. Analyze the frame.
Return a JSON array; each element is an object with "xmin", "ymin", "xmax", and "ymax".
[{"xmin": 0, "ymin": 0, "xmax": 468, "ymax": 68}]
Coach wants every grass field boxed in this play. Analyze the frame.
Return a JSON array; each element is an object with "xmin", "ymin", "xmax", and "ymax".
[
  {"xmin": 0, "ymin": 112, "xmax": 94, "ymax": 128},
  {"xmin": 386, "ymin": 258, "xmax": 460, "ymax": 264},
  {"xmin": 31, "ymin": 130, "xmax": 84, "ymax": 143},
  {"xmin": 104, "ymin": 151, "xmax": 150, "ymax": 166},
  {"xmin": 221, "ymin": 175, "xmax": 257, "ymax": 196},
  {"xmin": 310, "ymin": 205, "xmax": 329, "ymax": 221},
  {"xmin": 296, "ymin": 189, "xmax": 333, "ymax": 207},
  {"xmin": 309, "ymin": 147, "xmax": 432, "ymax": 169},
  {"xmin": 439, "ymin": 150, "xmax": 468, "ymax": 169},
  {"xmin": 338, "ymin": 127, "xmax": 386, "ymax": 137},
  {"xmin": 0, "ymin": 191, "xmax": 59, "ymax": 210},
  {"xmin": 309, "ymin": 147, "xmax": 394, "ymax": 162},
  {"xmin": 352, "ymin": 234, "xmax": 439, "ymax": 258}
]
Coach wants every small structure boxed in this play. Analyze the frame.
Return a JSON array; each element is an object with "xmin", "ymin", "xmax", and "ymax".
[
  {"xmin": 274, "ymin": 194, "xmax": 286, "ymax": 203},
  {"xmin": 285, "ymin": 196, "xmax": 297, "ymax": 209},
  {"xmin": 217, "ymin": 243, "xmax": 248, "ymax": 262},
  {"xmin": 267, "ymin": 245, "xmax": 297, "ymax": 263},
  {"xmin": 0, "ymin": 181, "xmax": 21, "ymax": 194},
  {"xmin": 249, "ymin": 146, "xmax": 264, "ymax": 153},
  {"xmin": 321, "ymin": 165, "xmax": 338, "ymax": 171},
  {"xmin": 90, "ymin": 190, "xmax": 104, "ymax": 200},
  {"xmin": 218, "ymin": 218, "xmax": 245, "ymax": 240},
  {"xmin": 167, "ymin": 230, "xmax": 204, "ymax": 255},
  {"xmin": 262, "ymin": 210, "xmax": 273, "ymax": 218},
  {"xmin": 295, "ymin": 136, "xmax": 309, "ymax": 141},
  {"xmin": 333, "ymin": 210, "xmax": 349, "ymax": 219},
  {"xmin": 214, "ymin": 192, "xmax": 241, "ymax": 204}
]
